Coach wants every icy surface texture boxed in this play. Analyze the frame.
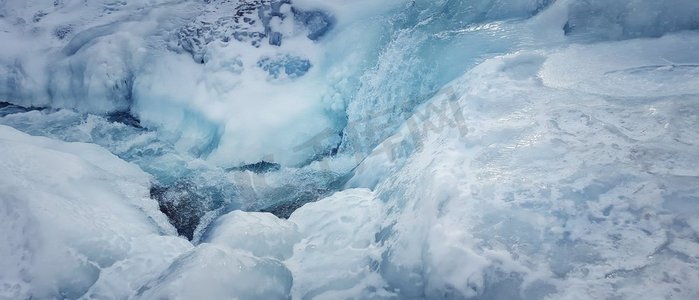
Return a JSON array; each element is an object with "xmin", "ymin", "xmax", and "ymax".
[
  {"xmin": 328, "ymin": 0, "xmax": 554, "ymax": 155},
  {"xmin": 0, "ymin": 106, "xmax": 353, "ymax": 242},
  {"xmin": 175, "ymin": 0, "xmax": 333, "ymax": 62},
  {"xmin": 563, "ymin": 0, "xmax": 699, "ymax": 41},
  {"xmin": 203, "ymin": 211, "xmax": 300, "ymax": 260},
  {"xmin": 1, "ymin": 0, "xmax": 699, "ymax": 299},
  {"xmin": 2, "ymin": 0, "xmax": 698, "ymax": 168},
  {"xmin": 286, "ymin": 189, "xmax": 390, "ymax": 299},
  {"xmin": 0, "ymin": 0, "xmax": 192, "ymax": 113},
  {"xmin": 348, "ymin": 32, "xmax": 699, "ymax": 299},
  {"xmin": 0, "ymin": 0, "xmax": 340, "ymax": 167},
  {"xmin": 0, "ymin": 125, "xmax": 191, "ymax": 299},
  {"xmin": 0, "ymin": 126, "xmax": 381, "ymax": 298},
  {"xmin": 136, "ymin": 244, "xmax": 293, "ymax": 300}
]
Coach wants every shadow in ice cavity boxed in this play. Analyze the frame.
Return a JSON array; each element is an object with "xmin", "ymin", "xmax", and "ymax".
[
  {"xmin": 292, "ymin": 8, "xmax": 334, "ymax": 41},
  {"xmin": 259, "ymin": 191, "xmax": 321, "ymax": 219},
  {"xmin": 227, "ymin": 161, "xmax": 281, "ymax": 173},
  {"xmin": 150, "ymin": 181, "xmax": 215, "ymax": 240},
  {"xmin": 0, "ymin": 102, "xmax": 45, "ymax": 117},
  {"xmin": 259, "ymin": 171, "xmax": 354, "ymax": 219},
  {"xmin": 106, "ymin": 111, "xmax": 142, "ymax": 128}
]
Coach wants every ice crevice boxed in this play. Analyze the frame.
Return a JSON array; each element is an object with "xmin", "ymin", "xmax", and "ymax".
[{"xmin": 1, "ymin": 0, "xmax": 699, "ymax": 299}]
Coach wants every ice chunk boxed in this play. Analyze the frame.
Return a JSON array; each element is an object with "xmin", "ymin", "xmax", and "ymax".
[
  {"xmin": 204, "ymin": 211, "xmax": 300, "ymax": 260},
  {"xmin": 0, "ymin": 0, "xmax": 199, "ymax": 114},
  {"xmin": 85, "ymin": 235, "xmax": 193, "ymax": 299},
  {"xmin": 0, "ymin": 125, "xmax": 187, "ymax": 299},
  {"xmin": 286, "ymin": 189, "xmax": 391, "ymax": 299},
  {"xmin": 135, "ymin": 244, "xmax": 293, "ymax": 300},
  {"xmin": 49, "ymin": 31, "xmax": 137, "ymax": 114}
]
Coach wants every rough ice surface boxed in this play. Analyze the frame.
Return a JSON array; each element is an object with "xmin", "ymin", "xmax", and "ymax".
[
  {"xmin": 135, "ymin": 244, "xmax": 293, "ymax": 300},
  {"xmin": 348, "ymin": 31, "xmax": 699, "ymax": 299},
  {"xmin": 203, "ymin": 211, "xmax": 300, "ymax": 260},
  {"xmin": 286, "ymin": 189, "xmax": 389, "ymax": 299},
  {"xmin": 0, "ymin": 0, "xmax": 341, "ymax": 167},
  {"xmin": 2, "ymin": 0, "xmax": 699, "ymax": 299},
  {"xmin": 0, "ymin": 125, "xmax": 190, "ymax": 299}
]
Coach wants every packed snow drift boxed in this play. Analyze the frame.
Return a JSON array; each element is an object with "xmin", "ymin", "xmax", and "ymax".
[{"xmin": 1, "ymin": 0, "xmax": 699, "ymax": 299}]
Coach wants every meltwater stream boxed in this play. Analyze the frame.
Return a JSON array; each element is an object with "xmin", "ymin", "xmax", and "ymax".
[{"xmin": 2, "ymin": 0, "xmax": 699, "ymax": 299}]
